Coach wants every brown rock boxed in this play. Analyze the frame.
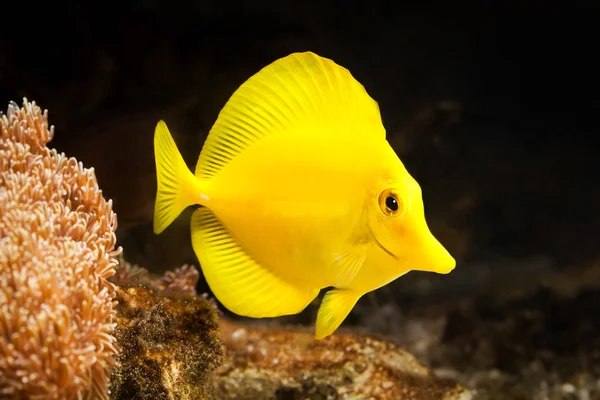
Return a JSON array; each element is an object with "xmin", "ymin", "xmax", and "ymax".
[
  {"xmin": 213, "ymin": 320, "xmax": 472, "ymax": 400},
  {"xmin": 108, "ymin": 261, "xmax": 471, "ymax": 399},
  {"xmin": 109, "ymin": 286, "xmax": 224, "ymax": 400}
]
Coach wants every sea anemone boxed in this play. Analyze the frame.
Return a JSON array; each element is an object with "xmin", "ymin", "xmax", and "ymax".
[{"xmin": 0, "ymin": 99, "xmax": 121, "ymax": 399}]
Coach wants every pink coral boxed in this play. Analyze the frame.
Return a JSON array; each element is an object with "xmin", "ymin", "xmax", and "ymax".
[
  {"xmin": 0, "ymin": 99, "xmax": 121, "ymax": 399},
  {"xmin": 159, "ymin": 264, "xmax": 200, "ymax": 296},
  {"xmin": 111, "ymin": 257, "xmax": 200, "ymax": 297}
]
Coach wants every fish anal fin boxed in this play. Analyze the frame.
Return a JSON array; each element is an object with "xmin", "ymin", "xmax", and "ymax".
[
  {"xmin": 315, "ymin": 289, "xmax": 362, "ymax": 340},
  {"xmin": 191, "ymin": 208, "xmax": 319, "ymax": 318}
]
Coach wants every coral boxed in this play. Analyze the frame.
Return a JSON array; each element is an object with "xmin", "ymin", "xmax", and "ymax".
[
  {"xmin": 108, "ymin": 264, "xmax": 223, "ymax": 400},
  {"xmin": 110, "ymin": 254, "xmax": 153, "ymax": 288},
  {"xmin": 213, "ymin": 320, "xmax": 472, "ymax": 400},
  {"xmin": 0, "ymin": 99, "xmax": 121, "ymax": 400},
  {"xmin": 159, "ymin": 264, "xmax": 199, "ymax": 296},
  {"xmin": 111, "ymin": 256, "xmax": 199, "ymax": 297}
]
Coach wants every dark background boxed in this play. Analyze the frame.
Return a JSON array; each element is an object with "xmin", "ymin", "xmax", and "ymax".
[{"xmin": 1, "ymin": 2, "xmax": 599, "ymax": 397}]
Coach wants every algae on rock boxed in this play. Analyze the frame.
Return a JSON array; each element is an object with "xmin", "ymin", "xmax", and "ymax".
[
  {"xmin": 109, "ymin": 260, "xmax": 471, "ymax": 399},
  {"xmin": 212, "ymin": 320, "xmax": 472, "ymax": 400},
  {"xmin": 108, "ymin": 260, "xmax": 224, "ymax": 400}
]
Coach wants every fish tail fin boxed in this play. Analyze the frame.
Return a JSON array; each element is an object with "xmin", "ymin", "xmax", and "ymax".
[
  {"xmin": 153, "ymin": 120, "xmax": 205, "ymax": 234},
  {"xmin": 315, "ymin": 289, "xmax": 362, "ymax": 340}
]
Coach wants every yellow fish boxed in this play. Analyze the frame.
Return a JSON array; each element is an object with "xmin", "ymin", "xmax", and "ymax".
[{"xmin": 153, "ymin": 51, "xmax": 455, "ymax": 339}]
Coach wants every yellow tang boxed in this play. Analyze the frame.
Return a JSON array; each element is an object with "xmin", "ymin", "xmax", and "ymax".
[{"xmin": 153, "ymin": 51, "xmax": 456, "ymax": 339}]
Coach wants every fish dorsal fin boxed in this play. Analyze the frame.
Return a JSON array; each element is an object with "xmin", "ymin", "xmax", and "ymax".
[
  {"xmin": 195, "ymin": 51, "xmax": 385, "ymax": 179},
  {"xmin": 190, "ymin": 207, "xmax": 320, "ymax": 317}
]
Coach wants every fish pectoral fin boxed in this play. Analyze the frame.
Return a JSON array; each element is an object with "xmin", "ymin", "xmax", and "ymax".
[
  {"xmin": 331, "ymin": 246, "xmax": 367, "ymax": 288},
  {"xmin": 315, "ymin": 289, "xmax": 362, "ymax": 340},
  {"xmin": 191, "ymin": 208, "xmax": 319, "ymax": 318}
]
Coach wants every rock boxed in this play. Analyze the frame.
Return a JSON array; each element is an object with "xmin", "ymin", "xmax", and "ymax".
[
  {"xmin": 107, "ymin": 260, "xmax": 471, "ymax": 399},
  {"xmin": 109, "ymin": 286, "xmax": 224, "ymax": 400},
  {"xmin": 213, "ymin": 320, "xmax": 472, "ymax": 400}
]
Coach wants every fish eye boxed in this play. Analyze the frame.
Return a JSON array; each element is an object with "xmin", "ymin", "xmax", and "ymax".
[
  {"xmin": 386, "ymin": 196, "xmax": 398, "ymax": 211},
  {"xmin": 378, "ymin": 189, "xmax": 403, "ymax": 216}
]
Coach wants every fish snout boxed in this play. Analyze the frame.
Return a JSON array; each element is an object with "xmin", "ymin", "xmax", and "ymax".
[
  {"xmin": 413, "ymin": 229, "xmax": 456, "ymax": 275},
  {"xmin": 433, "ymin": 248, "xmax": 456, "ymax": 274}
]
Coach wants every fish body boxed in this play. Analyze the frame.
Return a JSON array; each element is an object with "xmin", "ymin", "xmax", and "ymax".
[
  {"xmin": 203, "ymin": 133, "xmax": 388, "ymax": 289},
  {"xmin": 153, "ymin": 51, "xmax": 455, "ymax": 339}
]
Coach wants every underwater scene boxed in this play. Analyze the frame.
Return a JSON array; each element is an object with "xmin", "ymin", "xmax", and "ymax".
[{"xmin": 1, "ymin": 2, "xmax": 598, "ymax": 399}]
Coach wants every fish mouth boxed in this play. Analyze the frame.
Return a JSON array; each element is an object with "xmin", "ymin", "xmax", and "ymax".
[{"xmin": 368, "ymin": 228, "xmax": 455, "ymax": 274}]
